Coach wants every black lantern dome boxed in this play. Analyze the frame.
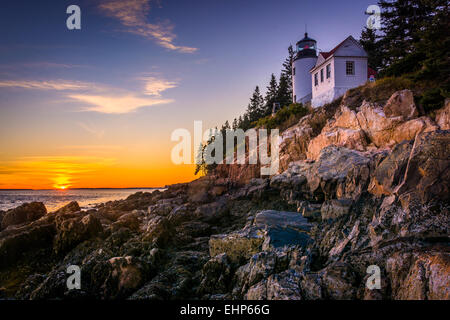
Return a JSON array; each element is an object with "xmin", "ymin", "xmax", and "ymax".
[{"xmin": 294, "ymin": 33, "xmax": 317, "ymax": 60}]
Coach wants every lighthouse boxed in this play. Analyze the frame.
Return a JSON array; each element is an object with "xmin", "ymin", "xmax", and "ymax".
[{"xmin": 292, "ymin": 33, "xmax": 318, "ymax": 104}]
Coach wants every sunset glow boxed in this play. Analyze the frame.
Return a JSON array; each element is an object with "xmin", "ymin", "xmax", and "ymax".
[{"xmin": 0, "ymin": 0, "xmax": 373, "ymax": 189}]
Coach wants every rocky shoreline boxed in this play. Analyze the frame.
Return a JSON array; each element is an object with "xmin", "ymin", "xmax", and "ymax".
[{"xmin": 0, "ymin": 90, "xmax": 449, "ymax": 300}]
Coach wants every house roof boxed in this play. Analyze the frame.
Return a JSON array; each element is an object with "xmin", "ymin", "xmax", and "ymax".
[
  {"xmin": 310, "ymin": 36, "xmax": 367, "ymax": 72},
  {"xmin": 320, "ymin": 36, "xmax": 353, "ymax": 59}
]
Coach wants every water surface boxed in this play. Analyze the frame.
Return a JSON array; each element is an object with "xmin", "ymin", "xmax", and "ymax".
[{"xmin": 0, "ymin": 188, "xmax": 160, "ymax": 212}]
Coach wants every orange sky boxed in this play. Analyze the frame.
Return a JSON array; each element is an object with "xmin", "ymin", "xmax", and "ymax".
[
  {"xmin": 0, "ymin": 0, "xmax": 373, "ymax": 189},
  {"xmin": 0, "ymin": 155, "xmax": 196, "ymax": 189}
]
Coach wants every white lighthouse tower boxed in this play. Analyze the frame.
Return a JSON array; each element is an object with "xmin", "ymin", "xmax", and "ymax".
[{"xmin": 292, "ymin": 33, "xmax": 318, "ymax": 104}]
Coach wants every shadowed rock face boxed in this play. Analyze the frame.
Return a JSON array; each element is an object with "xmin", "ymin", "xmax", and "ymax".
[
  {"xmin": 1, "ymin": 202, "xmax": 47, "ymax": 230},
  {"xmin": 0, "ymin": 89, "xmax": 449, "ymax": 300},
  {"xmin": 436, "ymin": 99, "xmax": 450, "ymax": 130}
]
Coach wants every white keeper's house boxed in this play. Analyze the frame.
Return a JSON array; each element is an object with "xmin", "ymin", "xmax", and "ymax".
[{"xmin": 292, "ymin": 33, "xmax": 376, "ymax": 108}]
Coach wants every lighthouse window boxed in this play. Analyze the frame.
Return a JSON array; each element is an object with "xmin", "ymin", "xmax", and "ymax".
[
  {"xmin": 346, "ymin": 61, "xmax": 355, "ymax": 75},
  {"xmin": 326, "ymin": 64, "xmax": 331, "ymax": 79},
  {"xmin": 293, "ymin": 67, "xmax": 296, "ymax": 76},
  {"xmin": 320, "ymin": 69, "xmax": 324, "ymax": 82},
  {"xmin": 314, "ymin": 73, "xmax": 318, "ymax": 86}
]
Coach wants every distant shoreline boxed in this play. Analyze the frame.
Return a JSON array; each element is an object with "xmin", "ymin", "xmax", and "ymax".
[{"xmin": 0, "ymin": 187, "xmax": 162, "ymax": 191}]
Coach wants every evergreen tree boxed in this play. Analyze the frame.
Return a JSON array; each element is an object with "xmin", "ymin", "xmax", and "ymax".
[
  {"xmin": 415, "ymin": 1, "xmax": 449, "ymax": 84},
  {"xmin": 246, "ymin": 86, "xmax": 265, "ymax": 122},
  {"xmin": 237, "ymin": 115, "xmax": 243, "ymax": 129},
  {"xmin": 264, "ymin": 74, "xmax": 278, "ymax": 117},
  {"xmin": 281, "ymin": 45, "xmax": 295, "ymax": 99},
  {"xmin": 378, "ymin": 0, "xmax": 438, "ymax": 69},
  {"xmin": 359, "ymin": 26, "xmax": 383, "ymax": 71},
  {"xmin": 232, "ymin": 118, "xmax": 238, "ymax": 130},
  {"xmin": 276, "ymin": 73, "xmax": 292, "ymax": 108}
]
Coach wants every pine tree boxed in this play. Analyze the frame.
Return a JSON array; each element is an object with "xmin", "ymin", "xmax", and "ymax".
[
  {"xmin": 359, "ymin": 27, "xmax": 383, "ymax": 71},
  {"xmin": 378, "ymin": 0, "xmax": 438, "ymax": 69},
  {"xmin": 232, "ymin": 118, "xmax": 238, "ymax": 130},
  {"xmin": 416, "ymin": 1, "xmax": 449, "ymax": 84},
  {"xmin": 276, "ymin": 73, "xmax": 292, "ymax": 108},
  {"xmin": 242, "ymin": 113, "xmax": 251, "ymax": 130},
  {"xmin": 281, "ymin": 45, "xmax": 295, "ymax": 99},
  {"xmin": 237, "ymin": 115, "xmax": 243, "ymax": 129},
  {"xmin": 264, "ymin": 74, "xmax": 278, "ymax": 117},
  {"xmin": 246, "ymin": 86, "xmax": 265, "ymax": 122}
]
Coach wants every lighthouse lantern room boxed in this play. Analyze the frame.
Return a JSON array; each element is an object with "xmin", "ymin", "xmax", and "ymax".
[{"xmin": 292, "ymin": 33, "xmax": 318, "ymax": 104}]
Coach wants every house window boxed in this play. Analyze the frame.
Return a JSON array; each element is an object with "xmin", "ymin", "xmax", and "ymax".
[
  {"xmin": 320, "ymin": 69, "xmax": 324, "ymax": 82},
  {"xmin": 346, "ymin": 61, "xmax": 355, "ymax": 75},
  {"xmin": 293, "ymin": 67, "xmax": 296, "ymax": 76},
  {"xmin": 326, "ymin": 64, "xmax": 331, "ymax": 79},
  {"xmin": 314, "ymin": 73, "xmax": 318, "ymax": 86}
]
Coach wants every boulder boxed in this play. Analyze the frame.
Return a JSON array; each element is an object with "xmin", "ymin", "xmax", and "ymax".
[
  {"xmin": 111, "ymin": 210, "xmax": 141, "ymax": 231},
  {"xmin": 395, "ymin": 130, "xmax": 450, "ymax": 203},
  {"xmin": 368, "ymin": 140, "xmax": 413, "ymax": 197},
  {"xmin": 307, "ymin": 127, "xmax": 367, "ymax": 160},
  {"xmin": 298, "ymin": 201, "xmax": 321, "ymax": 220},
  {"xmin": 0, "ymin": 216, "xmax": 56, "ymax": 267},
  {"xmin": 307, "ymin": 105, "xmax": 368, "ymax": 160},
  {"xmin": 194, "ymin": 198, "xmax": 229, "ymax": 223},
  {"xmin": 142, "ymin": 216, "xmax": 173, "ymax": 247},
  {"xmin": 265, "ymin": 270, "xmax": 302, "ymax": 300},
  {"xmin": 245, "ymin": 269, "xmax": 302, "ymax": 300},
  {"xmin": 356, "ymin": 101, "xmax": 404, "ymax": 147},
  {"xmin": 198, "ymin": 253, "xmax": 232, "ymax": 294},
  {"xmin": 52, "ymin": 201, "xmax": 80, "ymax": 215},
  {"xmin": 234, "ymin": 251, "xmax": 277, "ymax": 294},
  {"xmin": 435, "ymin": 99, "xmax": 450, "ymax": 130},
  {"xmin": 387, "ymin": 251, "xmax": 450, "ymax": 300},
  {"xmin": 148, "ymin": 202, "xmax": 175, "ymax": 216},
  {"xmin": 1, "ymin": 202, "xmax": 47, "ymax": 229},
  {"xmin": 320, "ymin": 262, "xmax": 357, "ymax": 299},
  {"xmin": 106, "ymin": 256, "xmax": 145, "ymax": 298},
  {"xmin": 391, "ymin": 116, "xmax": 438, "ymax": 144},
  {"xmin": 53, "ymin": 213, "xmax": 103, "ymax": 254},
  {"xmin": 279, "ymin": 115, "xmax": 314, "ymax": 171},
  {"xmin": 307, "ymin": 146, "xmax": 371, "ymax": 201},
  {"xmin": 383, "ymin": 89, "xmax": 418, "ymax": 120},
  {"xmin": 187, "ymin": 177, "xmax": 213, "ymax": 203},
  {"xmin": 209, "ymin": 227, "xmax": 264, "ymax": 265},
  {"xmin": 321, "ymin": 199, "xmax": 353, "ymax": 220}
]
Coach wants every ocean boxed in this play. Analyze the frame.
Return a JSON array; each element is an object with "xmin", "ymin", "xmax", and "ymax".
[{"xmin": 0, "ymin": 188, "xmax": 161, "ymax": 212}]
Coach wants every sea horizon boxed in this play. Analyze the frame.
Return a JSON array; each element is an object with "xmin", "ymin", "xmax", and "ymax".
[{"xmin": 0, "ymin": 188, "xmax": 164, "ymax": 212}]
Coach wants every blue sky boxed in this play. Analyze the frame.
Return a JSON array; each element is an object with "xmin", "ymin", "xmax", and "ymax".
[{"xmin": 0, "ymin": 0, "xmax": 376, "ymax": 188}]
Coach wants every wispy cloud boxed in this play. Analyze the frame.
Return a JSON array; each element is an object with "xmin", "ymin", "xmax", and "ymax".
[
  {"xmin": 77, "ymin": 122, "xmax": 105, "ymax": 139},
  {"xmin": 0, "ymin": 62, "xmax": 88, "ymax": 70},
  {"xmin": 60, "ymin": 145, "xmax": 123, "ymax": 151},
  {"xmin": 99, "ymin": 0, "xmax": 197, "ymax": 53},
  {"xmin": 0, "ymin": 75, "xmax": 177, "ymax": 114},
  {"xmin": 0, "ymin": 79, "xmax": 92, "ymax": 91},
  {"xmin": 68, "ymin": 94, "xmax": 173, "ymax": 114},
  {"xmin": 139, "ymin": 76, "xmax": 177, "ymax": 96}
]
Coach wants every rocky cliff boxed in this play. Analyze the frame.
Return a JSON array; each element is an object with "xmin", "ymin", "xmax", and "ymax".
[{"xmin": 0, "ymin": 91, "xmax": 448, "ymax": 300}]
